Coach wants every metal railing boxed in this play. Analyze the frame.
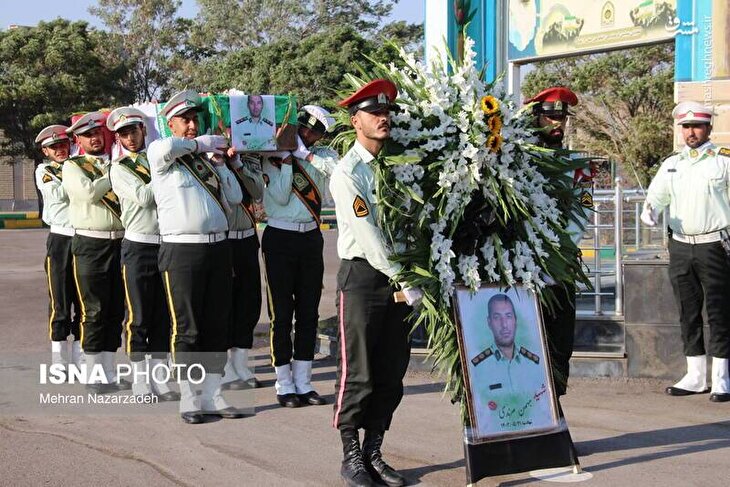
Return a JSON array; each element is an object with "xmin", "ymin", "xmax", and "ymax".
[{"xmin": 578, "ymin": 178, "xmax": 666, "ymax": 317}]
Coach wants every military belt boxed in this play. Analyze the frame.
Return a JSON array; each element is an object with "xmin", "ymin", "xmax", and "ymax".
[
  {"xmin": 162, "ymin": 232, "xmax": 227, "ymax": 244},
  {"xmin": 672, "ymin": 228, "xmax": 727, "ymax": 245},
  {"xmin": 228, "ymin": 229, "xmax": 255, "ymax": 240},
  {"xmin": 267, "ymin": 219, "xmax": 318, "ymax": 233},
  {"xmin": 124, "ymin": 232, "xmax": 162, "ymax": 245},
  {"xmin": 76, "ymin": 229, "xmax": 125, "ymax": 240},
  {"xmin": 50, "ymin": 225, "xmax": 75, "ymax": 237}
]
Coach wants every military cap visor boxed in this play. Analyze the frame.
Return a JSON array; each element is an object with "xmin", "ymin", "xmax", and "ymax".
[
  {"xmin": 298, "ymin": 113, "xmax": 327, "ymax": 134},
  {"xmin": 35, "ymin": 125, "xmax": 71, "ymax": 147}
]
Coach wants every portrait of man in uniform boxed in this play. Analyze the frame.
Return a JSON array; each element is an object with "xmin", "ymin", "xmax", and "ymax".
[
  {"xmin": 454, "ymin": 286, "xmax": 559, "ymax": 442},
  {"xmin": 231, "ymin": 94, "xmax": 277, "ymax": 151}
]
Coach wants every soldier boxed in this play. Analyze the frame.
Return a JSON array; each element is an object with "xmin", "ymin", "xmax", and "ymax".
[
  {"xmin": 261, "ymin": 104, "xmax": 338, "ymax": 408},
  {"xmin": 330, "ymin": 79, "xmax": 423, "ymax": 487},
  {"xmin": 107, "ymin": 107, "xmax": 179, "ymax": 401},
  {"xmin": 524, "ymin": 86, "xmax": 591, "ymax": 397},
  {"xmin": 34, "ymin": 125, "xmax": 82, "ymax": 368},
  {"xmin": 63, "ymin": 112, "xmax": 129, "ymax": 393},
  {"xmin": 235, "ymin": 94, "xmax": 275, "ymax": 150},
  {"xmin": 642, "ymin": 101, "xmax": 730, "ymax": 403},
  {"xmin": 147, "ymin": 89, "xmax": 247, "ymax": 423},
  {"xmin": 220, "ymin": 149, "xmax": 265, "ymax": 390}
]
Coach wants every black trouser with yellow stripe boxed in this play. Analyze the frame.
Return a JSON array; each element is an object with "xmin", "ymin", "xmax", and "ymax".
[
  {"xmin": 230, "ymin": 235, "xmax": 261, "ymax": 349},
  {"xmin": 159, "ymin": 240, "xmax": 231, "ymax": 375},
  {"xmin": 71, "ymin": 235, "xmax": 124, "ymax": 353},
  {"xmin": 542, "ymin": 284, "xmax": 576, "ymax": 397},
  {"xmin": 261, "ymin": 226, "xmax": 323, "ymax": 367},
  {"xmin": 45, "ymin": 232, "xmax": 80, "ymax": 341},
  {"xmin": 121, "ymin": 239, "xmax": 170, "ymax": 362},
  {"xmin": 332, "ymin": 259, "xmax": 411, "ymax": 432}
]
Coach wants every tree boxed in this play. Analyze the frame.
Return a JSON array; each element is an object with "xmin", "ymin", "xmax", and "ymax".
[
  {"xmin": 89, "ymin": 0, "xmax": 187, "ymax": 101},
  {"xmin": 195, "ymin": 0, "xmax": 396, "ymax": 53},
  {"xmin": 0, "ymin": 19, "xmax": 132, "ymax": 166},
  {"xmin": 180, "ymin": 26, "xmax": 402, "ymax": 109},
  {"xmin": 522, "ymin": 43, "xmax": 675, "ymax": 187}
]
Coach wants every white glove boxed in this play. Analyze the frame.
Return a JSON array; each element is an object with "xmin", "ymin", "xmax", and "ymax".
[
  {"xmin": 401, "ymin": 286, "xmax": 424, "ymax": 307},
  {"xmin": 640, "ymin": 205, "xmax": 659, "ymax": 227},
  {"xmin": 194, "ymin": 135, "xmax": 228, "ymax": 155},
  {"xmin": 292, "ymin": 135, "xmax": 311, "ymax": 160}
]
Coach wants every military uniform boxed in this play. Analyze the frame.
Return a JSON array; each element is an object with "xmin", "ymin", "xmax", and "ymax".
[
  {"xmin": 237, "ymin": 116, "xmax": 275, "ymax": 151},
  {"xmin": 262, "ymin": 144, "xmax": 338, "ymax": 405},
  {"xmin": 470, "ymin": 343, "xmax": 551, "ymax": 433},
  {"xmin": 148, "ymin": 89, "xmax": 246, "ymax": 423},
  {"xmin": 524, "ymin": 86, "xmax": 585, "ymax": 397},
  {"xmin": 63, "ymin": 111, "xmax": 128, "ymax": 392},
  {"xmin": 107, "ymin": 106, "xmax": 178, "ymax": 400},
  {"xmin": 221, "ymin": 154, "xmax": 265, "ymax": 389},
  {"xmin": 34, "ymin": 125, "xmax": 81, "ymax": 366},
  {"xmin": 644, "ymin": 101, "xmax": 730, "ymax": 402}
]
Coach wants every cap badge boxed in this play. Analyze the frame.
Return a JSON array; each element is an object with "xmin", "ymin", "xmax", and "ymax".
[
  {"xmin": 377, "ymin": 93, "xmax": 387, "ymax": 104},
  {"xmin": 554, "ymin": 100, "xmax": 563, "ymax": 111},
  {"xmin": 51, "ymin": 133, "xmax": 59, "ymax": 141},
  {"xmin": 119, "ymin": 114, "xmax": 126, "ymax": 122},
  {"xmin": 308, "ymin": 115, "xmax": 317, "ymax": 126},
  {"xmin": 87, "ymin": 119, "xmax": 95, "ymax": 127}
]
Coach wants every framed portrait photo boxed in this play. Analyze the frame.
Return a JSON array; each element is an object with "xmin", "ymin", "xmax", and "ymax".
[
  {"xmin": 453, "ymin": 284, "xmax": 559, "ymax": 443},
  {"xmin": 230, "ymin": 93, "xmax": 278, "ymax": 151}
]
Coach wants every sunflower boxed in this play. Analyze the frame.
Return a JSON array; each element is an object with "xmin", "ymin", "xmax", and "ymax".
[
  {"xmin": 486, "ymin": 133, "xmax": 503, "ymax": 153},
  {"xmin": 480, "ymin": 95, "xmax": 500, "ymax": 115},
  {"xmin": 487, "ymin": 115, "xmax": 502, "ymax": 134}
]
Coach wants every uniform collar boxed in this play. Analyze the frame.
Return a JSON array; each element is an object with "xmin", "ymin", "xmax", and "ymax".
[
  {"xmin": 493, "ymin": 344, "xmax": 519, "ymax": 363},
  {"xmin": 353, "ymin": 140, "xmax": 376, "ymax": 164},
  {"xmin": 682, "ymin": 140, "xmax": 716, "ymax": 161}
]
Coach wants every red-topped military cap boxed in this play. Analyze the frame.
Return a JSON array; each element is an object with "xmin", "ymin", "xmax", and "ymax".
[
  {"xmin": 339, "ymin": 78, "xmax": 398, "ymax": 115},
  {"xmin": 524, "ymin": 86, "xmax": 578, "ymax": 116}
]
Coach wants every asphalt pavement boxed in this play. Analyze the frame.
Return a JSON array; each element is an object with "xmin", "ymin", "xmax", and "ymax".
[{"xmin": 0, "ymin": 229, "xmax": 728, "ymax": 486}]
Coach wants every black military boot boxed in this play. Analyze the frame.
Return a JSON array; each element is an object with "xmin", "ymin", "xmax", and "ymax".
[
  {"xmin": 362, "ymin": 430, "xmax": 406, "ymax": 487},
  {"xmin": 340, "ymin": 429, "xmax": 375, "ymax": 487}
]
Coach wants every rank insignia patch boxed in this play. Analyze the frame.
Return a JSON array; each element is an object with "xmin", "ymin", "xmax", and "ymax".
[
  {"xmin": 719, "ymin": 148, "xmax": 730, "ymax": 158},
  {"xmin": 353, "ymin": 195, "xmax": 369, "ymax": 217},
  {"xmin": 42, "ymin": 174, "xmax": 52, "ymax": 184},
  {"xmin": 580, "ymin": 190, "xmax": 594, "ymax": 208}
]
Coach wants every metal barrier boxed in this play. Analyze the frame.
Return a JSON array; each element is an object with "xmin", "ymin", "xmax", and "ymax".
[{"xmin": 579, "ymin": 178, "xmax": 667, "ymax": 317}]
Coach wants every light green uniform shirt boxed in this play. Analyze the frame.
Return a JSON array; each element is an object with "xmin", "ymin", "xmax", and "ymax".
[
  {"xmin": 646, "ymin": 141, "xmax": 730, "ymax": 235},
  {"xmin": 35, "ymin": 161, "xmax": 71, "ymax": 228},
  {"xmin": 239, "ymin": 117, "xmax": 275, "ymax": 151},
  {"xmin": 263, "ymin": 146, "xmax": 338, "ymax": 223},
  {"xmin": 229, "ymin": 161, "xmax": 265, "ymax": 231},
  {"xmin": 62, "ymin": 155, "xmax": 123, "ymax": 231},
  {"xmin": 110, "ymin": 151, "xmax": 159, "ymax": 235},
  {"xmin": 329, "ymin": 141, "xmax": 401, "ymax": 279}
]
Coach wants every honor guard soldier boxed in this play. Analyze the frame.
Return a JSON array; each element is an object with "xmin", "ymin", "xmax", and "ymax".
[
  {"xmin": 63, "ymin": 112, "xmax": 130, "ymax": 393},
  {"xmin": 147, "ymin": 89, "xmax": 247, "ymax": 423},
  {"xmin": 262, "ymin": 104, "xmax": 338, "ymax": 408},
  {"xmin": 34, "ymin": 125, "xmax": 82, "ymax": 368},
  {"xmin": 236, "ymin": 94, "xmax": 275, "ymax": 150},
  {"xmin": 524, "ymin": 86, "xmax": 591, "ymax": 397},
  {"xmin": 107, "ymin": 107, "xmax": 179, "ymax": 401},
  {"xmin": 330, "ymin": 79, "xmax": 423, "ymax": 487},
  {"xmin": 643, "ymin": 101, "xmax": 730, "ymax": 402},
  {"xmin": 220, "ymin": 149, "xmax": 265, "ymax": 390}
]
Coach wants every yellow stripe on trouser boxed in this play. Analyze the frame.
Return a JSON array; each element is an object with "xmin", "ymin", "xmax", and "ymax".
[
  {"xmin": 46, "ymin": 257, "xmax": 56, "ymax": 341},
  {"xmin": 261, "ymin": 253, "xmax": 277, "ymax": 365},
  {"xmin": 71, "ymin": 256, "xmax": 87, "ymax": 348},
  {"xmin": 163, "ymin": 271, "xmax": 179, "ymax": 364},
  {"xmin": 121, "ymin": 265, "xmax": 134, "ymax": 355}
]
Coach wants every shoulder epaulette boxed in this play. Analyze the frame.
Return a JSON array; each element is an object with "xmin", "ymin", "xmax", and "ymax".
[
  {"xmin": 471, "ymin": 347, "xmax": 493, "ymax": 366},
  {"xmin": 719, "ymin": 148, "xmax": 730, "ymax": 157},
  {"xmin": 263, "ymin": 118, "xmax": 273, "ymax": 126},
  {"xmin": 234, "ymin": 116, "xmax": 251, "ymax": 124},
  {"xmin": 519, "ymin": 346, "xmax": 540, "ymax": 364}
]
